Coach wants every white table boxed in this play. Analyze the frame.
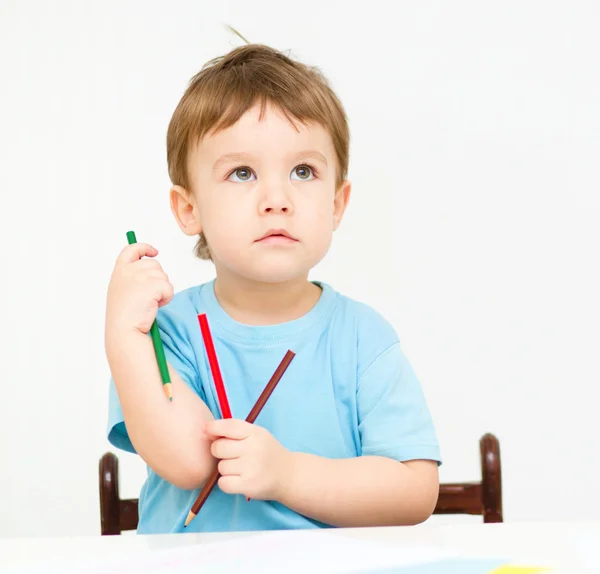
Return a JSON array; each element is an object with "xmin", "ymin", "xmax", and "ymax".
[{"xmin": 1, "ymin": 521, "xmax": 598, "ymax": 573}]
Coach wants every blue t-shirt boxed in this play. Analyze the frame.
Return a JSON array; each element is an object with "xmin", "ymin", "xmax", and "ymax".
[{"xmin": 107, "ymin": 280, "xmax": 441, "ymax": 533}]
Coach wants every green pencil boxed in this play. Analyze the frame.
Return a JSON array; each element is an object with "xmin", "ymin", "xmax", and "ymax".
[{"xmin": 126, "ymin": 230, "xmax": 173, "ymax": 402}]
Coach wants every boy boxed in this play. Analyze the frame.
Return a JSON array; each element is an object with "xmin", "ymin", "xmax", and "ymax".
[{"xmin": 106, "ymin": 43, "xmax": 441, "ymax": 534}]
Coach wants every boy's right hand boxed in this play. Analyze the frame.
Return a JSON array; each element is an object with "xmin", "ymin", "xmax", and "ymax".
[{"xmin": 105, "ymin": 243, "xmax": 174, "ymax": 337}]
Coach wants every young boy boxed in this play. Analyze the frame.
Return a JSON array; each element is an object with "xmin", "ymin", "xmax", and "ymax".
[{"xmin": 105, "ymin": 43, "xmax": 441, "ymax": 534}]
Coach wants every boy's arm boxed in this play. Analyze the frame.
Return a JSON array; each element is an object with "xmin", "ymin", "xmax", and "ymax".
[
  {"xmin": 278, "ymin": 335, "xmax": 440, "ymax": 527},
  {"xmin": 106, "ymin": 242, "xmax": 217, "ymax": 490},
  {"xmin": 107, "ymin": 331, "xmax": 216, "ymax": 490},
  {"xmin": 277, "ymin": 454, "xmax": 438, "ymax": 527}
]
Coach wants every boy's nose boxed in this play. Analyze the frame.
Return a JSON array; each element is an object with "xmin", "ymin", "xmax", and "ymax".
[
  {"xmin": 263, "ymin": 204, "xmax": 289, "ymax": 213},
  {"xmin": 258, "ymin": 184, "xmax": 293, "ymax": 215}
]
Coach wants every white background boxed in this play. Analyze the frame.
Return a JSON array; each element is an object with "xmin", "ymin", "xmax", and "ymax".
[{"xmin": 1, "ymin": 0, "xmax": 599, "ymax": 537}]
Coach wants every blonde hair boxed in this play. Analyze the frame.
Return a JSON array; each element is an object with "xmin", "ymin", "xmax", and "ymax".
[{"xmin": 166, "ymin": 43, "xmax": 350, "ymax": 260}]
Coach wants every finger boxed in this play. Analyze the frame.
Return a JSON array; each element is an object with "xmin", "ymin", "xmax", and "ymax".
[
  {"xmin": 211, "ymin": 437, "xmax": 244, "ymax": 460},
  {"xmin": 138, "ymin": 267, "xmax": 169, "ymax": 284},
  {"xmin": 116, "ymin": 243, "xmax": 158, "ymax": 264},
  {"xmin": 135, "ymin": 258, "xmax": 163, "ymax": 271},
  {"xmin": 218, "ymin": 475, "xmax": 244, "ymax": 496},
  {"xmin": 217, "ymin": 458, "xmax": 242, "ymax": 476},
  {"xmin": 205, "ymin": 419, "xmax": 255, "ymax": 440},
  {"xmin": 156, "ymin": 281, "xmax": 174, "ymax": 307},
  {"xmin": 144, "ymin": 269, "xmax": 169, "ymax": 282}
]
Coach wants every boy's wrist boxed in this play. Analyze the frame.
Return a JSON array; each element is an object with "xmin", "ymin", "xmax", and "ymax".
[
  {"xmin": 274, "ymin": 449, "xmax": 299, "ymax": 503},
  {"xmin": 274, "ymin": 450, "xmax": 319, "ymax": 506}
]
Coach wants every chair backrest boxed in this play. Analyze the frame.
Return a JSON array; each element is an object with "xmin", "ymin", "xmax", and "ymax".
[
  {"xmin": 99, "ymin": 452, "xmax": 139, "ymax": 535},
  {"xmin": 99, "ymin": 432, "xmax": 502, "ymax": 534},
  {"xmin": 434, "ymin": 433, "xmax": 503, "ymax": 523}
]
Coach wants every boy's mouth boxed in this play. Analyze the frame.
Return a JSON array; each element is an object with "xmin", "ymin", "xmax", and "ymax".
[{"xmin": 256, "ymin": 228, "xmax": 298, "ymax": 243}]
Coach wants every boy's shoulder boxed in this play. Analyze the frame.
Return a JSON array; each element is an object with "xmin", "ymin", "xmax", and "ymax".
[
  {"xmin": 331, "ymin": 285, "xmax": 401, "ymax": 367},
  {"xmin": 334, "ymin": 286, "xmax": 397, "ymax": 332}
]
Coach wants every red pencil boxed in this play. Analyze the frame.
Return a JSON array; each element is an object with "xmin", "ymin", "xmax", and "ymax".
[
  {"xmin": 198, "ymin": 314, "xmax": 232, "ymax": 419},
  {"xmin": 184, "ymin": 350, "xmax": 296, "ymax": 527}
]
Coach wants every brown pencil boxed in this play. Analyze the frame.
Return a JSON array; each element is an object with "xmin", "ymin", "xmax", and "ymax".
[{"xmin": 184, "ymin": 349, "xmax": 296, "ymax": 528}]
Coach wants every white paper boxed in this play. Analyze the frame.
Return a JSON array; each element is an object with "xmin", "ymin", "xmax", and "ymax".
[
  {"xmin": 570, "ymin": 531, "xmax": 600, "ymax": 571},
  {"xmin": 6, "ymin": 529, "xmax": 457, "ymax": 574}
]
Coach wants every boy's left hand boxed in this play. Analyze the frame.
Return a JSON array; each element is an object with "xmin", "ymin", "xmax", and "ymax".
[{"xmin": 204, "ymin": 419, "xmax": 291, "ymax": 501}]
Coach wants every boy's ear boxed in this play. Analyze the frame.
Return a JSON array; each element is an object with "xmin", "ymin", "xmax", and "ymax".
[
  {"xmin": 170, "ymin": 185, "xmax": 202, "ymax": 236},
  {"xmin": 333, "ymin": 180, "xmax": 351, "ymax": 231}
]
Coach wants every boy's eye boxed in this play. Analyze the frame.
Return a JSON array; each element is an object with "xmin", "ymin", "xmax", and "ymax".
[
  {"xmin": 227, "ymin": 167, "xmax": 256, "ymax": 182},
  {"xmin": 226, "ymin": 164, "xmax": 316, "ymax": 182},
  {"xmin": 291, "ymin": 165, "xmax": 315, "ymax": 181}
]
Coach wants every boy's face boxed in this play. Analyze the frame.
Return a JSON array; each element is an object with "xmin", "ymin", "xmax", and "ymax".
[{"xmin": 171, "ymin": 103, "xmax": 351, "ymax": 284}]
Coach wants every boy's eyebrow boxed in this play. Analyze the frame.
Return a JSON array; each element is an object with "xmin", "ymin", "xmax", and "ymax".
[
  {"xmin": 212, "ymin": 152, "xmax": 254, "ymax": 173},
  {"xmin": 293, "ymin": 150, "xmax": 328, "ymax": 166},
  {"xmin": 212, "ymin": 150, "xmax": 328, "ymax": 173}
]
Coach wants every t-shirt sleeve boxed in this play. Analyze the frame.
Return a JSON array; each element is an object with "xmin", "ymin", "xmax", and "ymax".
[
  {"xmin": 357, "ymin": 341, "xmax": 441, "ymax": 464},
  {"xmin": 106, "ymin": 300, "xmax": 203, "ymax": 454}
]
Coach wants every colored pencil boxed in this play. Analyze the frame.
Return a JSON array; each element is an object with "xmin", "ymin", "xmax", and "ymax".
[
  {"xmin": 184, "ymin": 349, "xmax": 295, "ymax": 527},
  {"xmin": 199, "ymin": 313, "xmax": 246, "ymax": 498},
  {"xmin": 126, "ymin": 231, "xmax": 173, "ymax": 401},
  {"xmin": 198, "ymin": 314, "xmax": 232, "ymax": 419}
]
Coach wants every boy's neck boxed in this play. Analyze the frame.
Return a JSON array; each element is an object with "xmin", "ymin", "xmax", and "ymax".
[{"xmin": 213, "ymin": 272, "xmax": 322, "ymax": 326}]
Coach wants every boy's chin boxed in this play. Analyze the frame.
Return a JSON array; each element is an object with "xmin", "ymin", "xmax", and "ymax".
[{"xmin": 228, "ymin": 261, "xmax": 311, "ymax": 285}]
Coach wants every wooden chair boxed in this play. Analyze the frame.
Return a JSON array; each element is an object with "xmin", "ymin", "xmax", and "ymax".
[
  {"xmin": 434, "ymin": 433, "xmax": 503, "ymax": 523},
  {"xmin": 99, "ymin": 432, "xmax": 502, "ymax": 534},
  {"xmin": 99, "ymin": 452, "xmax": 139, "ymax": 535}
]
